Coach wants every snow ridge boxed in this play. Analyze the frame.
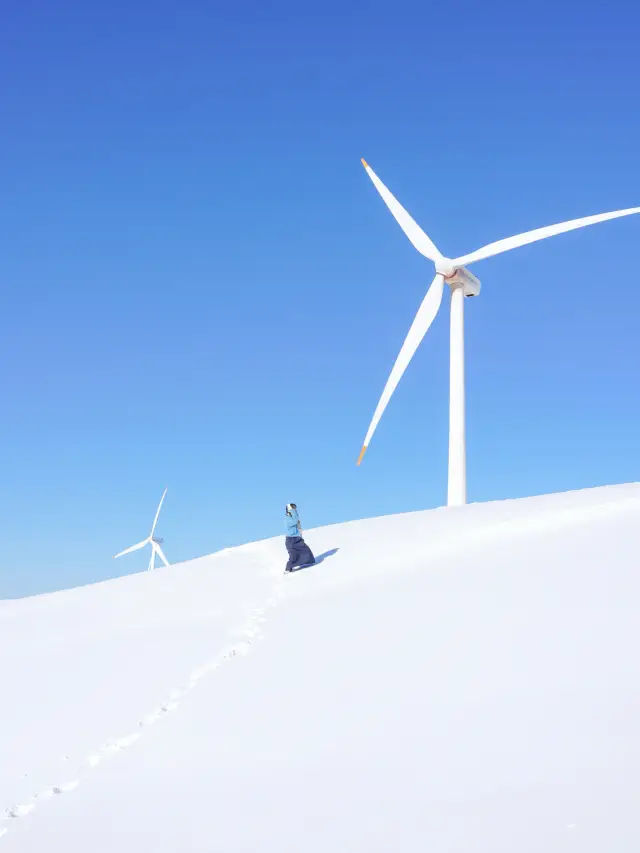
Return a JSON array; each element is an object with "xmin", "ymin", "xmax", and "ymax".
[{"xmin": 3, "ymin": 484, "xmax": 640, "ymax": 852}]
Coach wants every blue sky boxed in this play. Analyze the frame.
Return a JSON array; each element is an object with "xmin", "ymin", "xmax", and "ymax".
[{"xmin": 1, "ymin": 0, "xmax": 639, "ymax": 597}]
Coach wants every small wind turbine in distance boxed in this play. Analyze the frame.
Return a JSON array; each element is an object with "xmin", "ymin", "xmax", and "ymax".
[
  {"xmin": 114, "ymin": 488, "xmax": 170, "ymax": 571},
  {"xmin": 357, "ymin": 159, "xmax": 640, "ymax": 507}
]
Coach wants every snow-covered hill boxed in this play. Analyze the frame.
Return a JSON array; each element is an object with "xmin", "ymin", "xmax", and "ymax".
[{"xmin": 2, "ymin": 484, "xmax": 640, "ymax": 851}]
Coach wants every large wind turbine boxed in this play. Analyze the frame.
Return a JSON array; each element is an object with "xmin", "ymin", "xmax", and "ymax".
[
  {"xmin": 357, "ymin": 159, "xmax": 640, "ymax": 506},
  {"xmin": 114, "ymin": 488, "xmax": 170, "ymax": 571}
]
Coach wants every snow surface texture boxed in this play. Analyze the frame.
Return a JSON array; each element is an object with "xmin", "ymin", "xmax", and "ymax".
[{"xmin": 2, "ymin": 484, "xmax": 640, "ymax": 851}]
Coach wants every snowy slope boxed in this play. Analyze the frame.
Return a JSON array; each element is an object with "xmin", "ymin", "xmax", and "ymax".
[{"xmin": 2, "ymin": 484, "xmax": 640, "ymax": 851}]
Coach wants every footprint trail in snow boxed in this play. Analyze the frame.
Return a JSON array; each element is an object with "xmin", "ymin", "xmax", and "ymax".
[{"xmin": 1, "ymin": 571, "xmax": 285, "ymax": 840}]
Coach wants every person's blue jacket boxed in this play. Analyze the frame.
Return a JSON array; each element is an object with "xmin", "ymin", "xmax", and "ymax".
[{"xmin": 285, "ymin": 508, "xmax": 300, "ymax": 537}]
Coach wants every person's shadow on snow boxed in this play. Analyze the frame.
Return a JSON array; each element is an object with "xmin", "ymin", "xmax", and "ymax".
[{"xmin": 291, "ymin": 548, "xmax": 340, "ymax": 572}]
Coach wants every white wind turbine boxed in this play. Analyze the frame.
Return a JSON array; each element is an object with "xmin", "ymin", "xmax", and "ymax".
[
  {"xmin": 114, "ymin": 488, "xmax": 170, "ymax": 571},
  {"xmin": 357, "ymin": 159, "xmax": 640, "ymax": 507}
]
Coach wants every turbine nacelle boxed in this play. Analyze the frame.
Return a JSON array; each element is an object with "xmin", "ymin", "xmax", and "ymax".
[
  {"xmin": 446, "ymin": 266, "xmax": 481, "ymax": 298},
  {"xmin": 434, "ymin": 260, "xmax": 481, "ymax": 297}
]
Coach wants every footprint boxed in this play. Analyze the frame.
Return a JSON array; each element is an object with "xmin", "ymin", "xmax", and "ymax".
[
  {"xmin": 39, "ymin": 781, "xmax": 79, "ymax": 798},
  {"xmin": 55, "ymin": 781, "xmax": 79, "ymax": 794},
  {"xmin": 5, "ymin": 803, "xmax": 34, "ymax": 819},
  {"xmin": 150, "ymin": 701, "xmax": 178, "ymax": 718},
  {"xmin": 89, "ymin": 731, "xmax": 141, "ymax": 766},
  {"xmin": 139, "ymin": 699, "xmax": 178, "ymax": 728}
]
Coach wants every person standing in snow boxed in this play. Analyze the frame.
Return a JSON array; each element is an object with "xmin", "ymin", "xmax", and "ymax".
[{"xmin": 284, "ymin": 503, "xmax": 315, "ymax": 573}]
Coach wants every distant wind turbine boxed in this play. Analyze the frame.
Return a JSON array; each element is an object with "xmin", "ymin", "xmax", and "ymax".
[
  {"xmin": 357, "ymin": 159, "xmax": 640, "ymax": 507},
  {"xmin": 114, "ymin": 488, "xmax": 170, "ymax": 571}
]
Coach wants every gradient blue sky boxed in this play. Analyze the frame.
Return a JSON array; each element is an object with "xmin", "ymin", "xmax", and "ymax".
[{"xmin": 1, "ymin": 0, "xmax": 639, "ymax": 597}]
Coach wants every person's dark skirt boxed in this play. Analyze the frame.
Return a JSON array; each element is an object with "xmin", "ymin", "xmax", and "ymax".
[{"xmin": 285, "ymin": 536, "xmax": 315, "ymax": 572}]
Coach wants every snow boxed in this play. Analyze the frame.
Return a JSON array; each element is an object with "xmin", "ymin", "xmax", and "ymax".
[{"xmin": 2, "ymin": 484, "xmax": 640, "ymax": 851}]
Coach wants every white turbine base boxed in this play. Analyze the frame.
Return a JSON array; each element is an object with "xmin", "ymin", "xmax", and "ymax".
[{"xmin": 448, "ymin": 284, "xmax": 467, "ymax": 507}]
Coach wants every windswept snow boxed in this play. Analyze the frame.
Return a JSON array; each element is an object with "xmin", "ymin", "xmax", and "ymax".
[{"xmin": 2, "ymin": 484, "xmax": 640, "ymax": 851}]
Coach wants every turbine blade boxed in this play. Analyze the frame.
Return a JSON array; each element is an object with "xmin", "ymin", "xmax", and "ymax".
[
  {"xmin": 114, "ymin": 538, "xmax": 149, "ymax": 559},
  {"xmin": 357, "ymin": 274, "xmax": 445, "ymax": 464},
  {"xmin": 149, "ymin": 487, "xmax": 168, "ymax": 538},
  {"xmin": 153, "ymin": 542, "xmax": 170, "ymax": 568},
  {"xmin": 362, "ymin": 159, "xmax": 442, "ymax": 262},
  {"xmin": 453, "ymin": 207, "xmax": 640, "ymax": 267}
]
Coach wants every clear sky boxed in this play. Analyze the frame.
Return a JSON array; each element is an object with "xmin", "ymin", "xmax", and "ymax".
[{"xmin": 1, "ymin": 0, "xmax": 639, "ymax": 598}]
